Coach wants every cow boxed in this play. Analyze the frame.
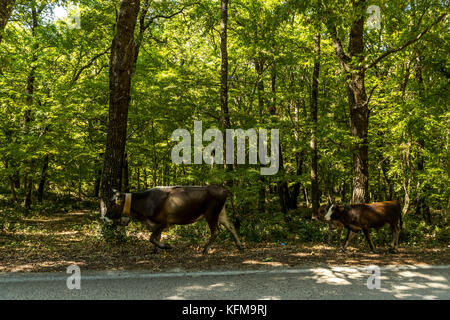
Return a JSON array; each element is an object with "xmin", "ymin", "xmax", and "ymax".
[
  {"xmin": 102, "ymin": 185, "xmax": 243, "ymax": 254},
  {"xmin": 311, "ymin": 204, "xmax": 344, "ymax": 244},
  {"xmin": 324, "ymin": 200, "xmax": 402, "ymax": 253}
]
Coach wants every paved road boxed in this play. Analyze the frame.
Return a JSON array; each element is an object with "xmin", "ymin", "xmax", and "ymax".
[{"xmin": 0, "ymin": 265, "xmax": 448, "ymax": 300}]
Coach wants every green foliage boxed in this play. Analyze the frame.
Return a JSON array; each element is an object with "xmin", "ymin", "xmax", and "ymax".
[
  {"xmin": 0, "ymin": 0, "xmax": 448, "ymax": 247},
  {"xmin": 100, "ymin": 223, "xmax": 128, "ymax": 244}
]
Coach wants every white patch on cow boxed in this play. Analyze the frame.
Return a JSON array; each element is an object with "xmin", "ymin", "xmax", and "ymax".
[{"xmin": 325, "ymin": 205, "xmax": 334, "ymax": 221}]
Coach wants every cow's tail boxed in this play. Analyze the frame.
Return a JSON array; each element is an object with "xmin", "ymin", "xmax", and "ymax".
[{"xmin": 227, "ymin": 190, "xmax": 237, "ymax": 221}]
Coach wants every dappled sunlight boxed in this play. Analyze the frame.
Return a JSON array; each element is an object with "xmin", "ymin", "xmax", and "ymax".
[
  {"xmin": 375, "ymin": 268, "xmax": 450, "ymax": 299},
  {"xmin": 3, "ymin": 260, "xmax": 86, "ymax": 273},
  {"xmin": 23, "ymin": 217, "xmax": 66, "ymax": 223},
  {"xmin": 165, "ymin": 282, "xmax": 236, "ymax": 300},
  {"xmin": 397, "ymin": 270, "xmax": 447, "ymax": 282},
  {"xmin": 66, "ymin": 211, "xmax": 91, "ymax": 216},
  {"xmin": 257, "ymin": 296, "xmax": 281, "ymax": 300},
  {"xmin": 307, "ymin": 268, "xmax": 352, "ymax": 285},
  {"xmin": 242, "ymin": 259, "xmax": 286, "ymax": 267}
]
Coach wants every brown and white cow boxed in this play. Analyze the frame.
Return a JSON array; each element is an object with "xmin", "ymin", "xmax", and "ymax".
[
  {"xmin": 103, "ymin": 185, "xmax": 243, "ymax": 254},
  {"xmin": 312, "ymin": 204, "xmax": 344, "ymax": 244},
  {"xmin": 324, "ymin": 200, "xmax": 402, "ymax": 253}
]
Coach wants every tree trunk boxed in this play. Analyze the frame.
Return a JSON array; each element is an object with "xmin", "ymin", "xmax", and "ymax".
[
  {"xmin": 143, "ymin": 168, "xmax": 148, "ymax": 189},
  {"xmin": 94, "ymin": 167, "xmax": 102, "ymax": 197},
  {"xmin": 123, "ymin": 153, "xmax": 129, "ymax": 192},
  {"xmin": 347, "ymin": 5, "xmax": 369, "ymax": 204},
  {"xmin": 255, "ymin": 60, "xmax": 266, "ymax": 213},
  {"xmin": 0, "ymin": 0, "xmax": 15, "ymax": 45},
  {"xmin": 100, "ymin": 0, "xmax": 140, "ymax": 215},
  {"xmin": 219, "ymin": 0, "xmax": 233, "ymax": 172},
  {"xmin": 37, "ymin": 154, "xmax": 49, "ymax": 202},
  {"xmin": 310, "ymin": 32, "xmax": 320, "ymax": 214},
  {"xmin": 136, "ymin": 167, "xmax": 140, "ymax": 190},
  {"xmin": 413, "ymin": 53, "xmax": 430, "ymax": 223},
  {"xmin": 23, "ymin": 4, "xmax": 39, "ymax": 211}
]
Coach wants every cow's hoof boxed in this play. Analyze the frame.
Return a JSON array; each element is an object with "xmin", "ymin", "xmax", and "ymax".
[
  {"xmin": 151, "ymin": 247, "xmax": 159, "ymax": 254},
  {"xmin": 202, "ymin": 248, "xmax": 209, "ymax": 255},
  {"xmin": 237, "ymin": 245, "xmax": 244, "ymax": 251},
  {"xmin": 338, "ymin": 248, "xmax": 346, "ymax": 253},
  {"xmin": 389, "ymin": 248, "xmax": 397, "ymax": 254}
]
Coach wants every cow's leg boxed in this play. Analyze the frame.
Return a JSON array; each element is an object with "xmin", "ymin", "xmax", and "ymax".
[
  {"xmin": 340, "ymin": 229, "xmax": 357, "ymax": 252},
  {"xmin": 395, "ymin": 225, "xmax": 401, "ymax": 248},
  {"xmin": 203, "ymin": 217, "xmax": 219, "ymax": 255},
  {"xmin": 150, "ymin": 225, "xmax": 171, "ymax": 250},
  {"xmin": 362, "ymin": 228, "xmax": 375, "ymax": 253},
  {"xmin": 219, "ymin": 208, "xmax": 243, "ymax": 251},
  {"xmin": 389, "ymin": 224, "xmax": 399, "ymax": 253},
  {"xmin": 336, "ymin": 225, "xmax": 343, "ymax": 245},
  {"xmin": 143, "ymin": 220, "xmax": 171, "ymax": 251},
  {"xmin": 327, "ymin": 226, "xmax": 332, "ymax": 244}
]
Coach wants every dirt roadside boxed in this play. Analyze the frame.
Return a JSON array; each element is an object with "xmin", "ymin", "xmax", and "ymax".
[{"xmin": 1, "ymin": 210, "xmax": 449, "ymax": 273}]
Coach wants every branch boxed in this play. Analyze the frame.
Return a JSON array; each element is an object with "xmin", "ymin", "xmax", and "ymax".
[
  {"xmin": 366, "ymin": 83, "xmax": 379, "ymax": 112},
  {"xmin": 144, "ymin": 5, "xmax": 191, "ymax": 30},
  {"xmin": 365, "ymin": 13, "xmax": 447, "ymax": 70},
  {"xmin": 328, "ymin": 24, "xmax": 351, "ymax": 72},
  {"xmin": 71, "ymin": 46, "xmax": 111, "ymax": 84}
]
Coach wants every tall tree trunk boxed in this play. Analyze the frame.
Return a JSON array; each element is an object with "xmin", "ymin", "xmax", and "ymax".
[
  {"xmin": 143, "ymin": 168, "xmax": 148, "ymax": 189},
  {"xmin": 254, "ymin": 60, "xmax": 266, "ymax": 213},
  {"xmin": 23, "ymin": 4, "xmax": 39, "ymax": 211},
  {"xmin": 94, "ymin": 168, "xmax": 102, "ymax": 197},
  {"xmin": 310, "ymin": 32, "xmax": 321, "ymax": 214},
  {"xmin": 136, "ymin": 167, "xmax": 140, "ymax": 190},
  {"xmin": 347, "ymin": 3, "xmax": 369, "ymax": 204},
  {"xmin": 100, "ymin": 0, "xmax": 140, "ymax": 215},
  {"xmin": 219, "ymin": 0, "xmax": 233, "ymax": 172},
  {"xmin": 413, "ymin": 53, "xmax": 430, "ymax": 223},
  {"xmin": 326, "ymin": 1, "xmax": 369, "ymax": 204},
  {"xmin": 123, "ymin": 153, "xmax": 129, "ymax": 192},
  {"xmin": 93, "ymin": 153, "xmax": 103, "ymax": 197},
  {"xmin": 0, "ymin": 0, "xmax": 15, "ymax": 45},
  {"xmin": 37, "ymin": 154, "xmax": 48, "ymax": 202}
]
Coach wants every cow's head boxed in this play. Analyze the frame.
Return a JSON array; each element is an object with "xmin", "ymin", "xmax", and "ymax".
[
  {"xmin": 312, "ymin": 204, "xmax": 330, "ymax": 220},
  {"xmin": 324, "ymin": 204, "xmax": 346, "ymax": 221},
  {"xmin": 103, "ymin": 189, "xmax": 126, "ymax": 223}
]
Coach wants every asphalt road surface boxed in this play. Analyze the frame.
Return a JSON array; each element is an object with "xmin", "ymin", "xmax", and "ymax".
[{"xmin": 0, "ymin": 265, "xmax": 448, "ymax": 300}]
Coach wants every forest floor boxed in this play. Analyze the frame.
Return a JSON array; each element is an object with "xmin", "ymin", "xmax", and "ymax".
[{"xmin": 0, "ymin": 209, "xmax": 449, "ymax": 273}]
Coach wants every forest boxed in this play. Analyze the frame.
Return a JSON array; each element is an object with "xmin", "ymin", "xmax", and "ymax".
[{"xmin": 0, "ymin": 0, "xmax": 448, "ymax": 258}]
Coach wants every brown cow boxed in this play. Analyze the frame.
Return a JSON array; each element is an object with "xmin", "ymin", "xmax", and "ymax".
[
  {"xmin": 324, "ymin": 200, "xmax": 402, "ymax": 253},
  {"xmin": 312, "ymin": 204, "xmax": 344, "ymax": 244},
  {"xmin": 102, "ymin": 185, "xmax": 243, "ymax": 254}
]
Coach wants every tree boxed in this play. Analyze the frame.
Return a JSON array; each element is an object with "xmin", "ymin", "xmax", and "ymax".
[
  {"xmin": 310, "ymin": 32, "xmax": 320, "ymax": 214},
  {"xmin": 324, "ymin": 0, "xmax": 447, "ymax": 203},
  {"xmin": 0, "ymin": 0, "xmax": 15, "ymax": 45},
  {"xmin": 100, "ymin": 0, "xmax": 140, "ymax": 215}
]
